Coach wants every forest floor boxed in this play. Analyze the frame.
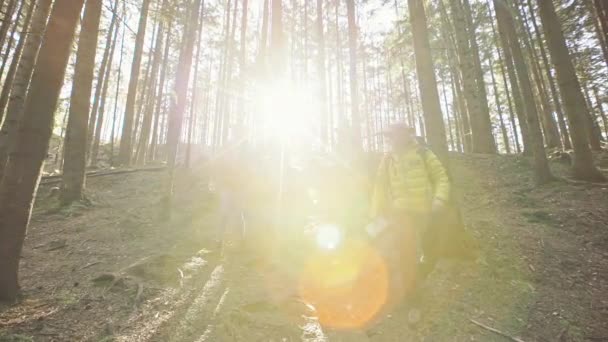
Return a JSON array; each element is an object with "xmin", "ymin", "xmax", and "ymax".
[{"xmin": 1, "ymin": 152, "xmax": 608, "ymax": 342}]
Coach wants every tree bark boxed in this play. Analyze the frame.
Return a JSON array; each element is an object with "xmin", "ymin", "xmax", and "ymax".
[
  {"xmin": 345, "ymin": 0, "xmax": 360, "ymax": 146},
  {"xmin": 117, "ymin": 0, "xmax": 151, "ymax": 166},
  {"xmin": 491, "ymin": 0, "xmax": 530, "ymax": 155},
  {"xmin": 60, "ymin": 0, "xmax": 103, "ymax": 205},
  {"xmin": 90, "ymin": 5, "xmax": 120, "ymax": 166},
  {"xmin": 0, "ymin": 0, "xmax": 17, "ymax": 55},
  {"xmin": 135, "ymin": 1, "xmax": 168, "ymax": 165},
  {"xmin": 527, "ymin": 0, "xmax": 571, "ymax": 150},
  {"xmin": 161, "ymin": 0, "xmax": 202, "ymax": 216},
  {"xmin": 0, "ymin": 0, "xmax": 52, "ymax": 178},
  {"xmin": 148, "ymin": 26, "xmax": 172, "ymax": 162},
  {"xmin": 516, "ymin": 1, "xmax": 561, "ymax": 150},
  {"xmin": 488, "ymin": 53, "xmax": 511, "ymax": 154},
  {"xmin": 449, "ymin": 0, "xmax": 495, "ymax": 153},
  {"xmin": 87, "ymin": 0, "xmax": 118, "ymax": 159},
  {"xmin": 537, "ymin": 0, "xmax": 605, "ymax": 182},
  {"xmin": 0, "ymin": 0, "xmax": 85, "ymax": 302},
  {"xmin": 316, "ymin": 0, "xmax": 328, "ymax": 146},
  {"xmin": 495, "ymin": 0, "xmax": 553, "ymax": 184},
  {"xmin": 0, "ymin": 0, "xmax": 35, "ymax": 120},
  {"xmin": 0, "ymin": 0, "xmax": 25, "ymax": 89},
  {"xmin": 408, "ymin": 0, "xmax": 447, "ymax": 161}
]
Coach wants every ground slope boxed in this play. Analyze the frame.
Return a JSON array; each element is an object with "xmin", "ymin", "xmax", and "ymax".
[{"xmin": 1, "ymin": 153, "xmax": 607, "ymax": 341}]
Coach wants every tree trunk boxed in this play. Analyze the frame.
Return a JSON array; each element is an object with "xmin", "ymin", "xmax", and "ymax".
[
  {"xmin": 316, "ymin": 0, "xmax": 328, "ymax": 146},
  {"xmin": 491, "ymin": 1, "xmax": 530, "ymax": 155},
  {"xmin": 488, "ymin": 53, "xmax": 511, "ymax": 154},
  {"xmin": 592, "ymin": 86, "xmax": 608, "ymax": 138},
  {"xmin": 148, "ymin": 26, "xmax": 171, "ymax": 162},
  {"xmin": 0, "ymin": 0, "xmax": 52, "ymax": 178},
  {"xmin": 117, "ymin": 0, "xmax": 151, "ymax": 166},
  {"xmin": 87, "ymin": 0, "xmax": 118, "ymax": 159},
  {"xmin": 135, "ymin": 1, "xmax": 168, "ymax": 165},
  {"xmin": 0, "ymin": 0, "xmax": 85, "ymax": 302},
  {"xmin": 90, "ymin": 5, "xmax": 120, "ymax": 166},
  {"xmin": 537, "ymin": 0, "xmax": 604, "ymax": 182},
  {"xmin": 60, "ymin": 0, "xmax": 103, "ymax": 205},
  {"xmin": 345, "ymin": 0, "xmax": 360, "ymax": 146},
  {"xmin": 516, "ymin": 1, "xmax": 561, "ymax": 150},
  {"xmin": 408, "ymin": 0, "xmax": 447, "ymax": 161},
  {"xmin": 185, "ymin": 0, "xmax": 204, "ymax": 168},
  {"xmin": 161, "ymin": 0, "xmax": 201, "ymax": 216},
  {"xmin": 110, "ymin": 14, "xmax": 127, "ymax": 167},
  {"xmin": 527, "ymin": 0, "xmax": 571, "ymax": 150},
  {"xmin": 0, "ymin": 0, "xmax": 35, "ymax": 120},
  {"xmin": 591, "ymin": 0, "xmax": 608, "ymax": 70},
  {"xmin": 0, "ymin": 0, "xmax": 17, "ymax": 55},
  {"xmin": 0, "ymin": 0, "xmax": 25, "ymax": 88},
  {"xmin": 495, "ymin": 0, "xmax": 553, "ymax": 184},
  {"xmin": 449, "ymin": 0, "xmax": 495, "ymax": 153},
  {"xmin": 461, "ymin": 0, "xmax": 496, "ymax": 153}
]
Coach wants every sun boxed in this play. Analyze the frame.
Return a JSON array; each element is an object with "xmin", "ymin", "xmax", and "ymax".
[{"xmin": 252, "ymin": 79, "xmax": 322, "ymax": 149}]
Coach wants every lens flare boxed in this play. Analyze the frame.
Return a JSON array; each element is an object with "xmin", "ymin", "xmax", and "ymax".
[
  {"xmin": 315, "ymin": 224, "xmax": 342, "ymax": 250},
  {"xmin": 299, "ymin": 240, "xmax": 389, "ymax": 330}
]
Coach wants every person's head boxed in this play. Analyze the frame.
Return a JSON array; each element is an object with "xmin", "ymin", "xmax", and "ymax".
[{"xmin": 383, "ymin": 123, "xmax": 416, "ymax": 151}]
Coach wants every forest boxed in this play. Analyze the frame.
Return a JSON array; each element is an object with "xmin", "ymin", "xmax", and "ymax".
[{"xmin": 0, "ymin": 0, "xmax": 607, "ymax": 340}]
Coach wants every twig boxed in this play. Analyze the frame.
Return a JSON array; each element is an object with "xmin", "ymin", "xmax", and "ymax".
[
  {"xmin": 81, "ymin": 261, "xmax": 101, "ymax": 270},
  {"xmin": 470, "ymin": 319, "xmax": 526, "ymax": 342},
  {"xmin": 132, "ymin": 283, "xmax": 144, "ymax": 310},
  {"xmin": 560, "ymin": 177, "xmax": 608, "ymax": 188}
]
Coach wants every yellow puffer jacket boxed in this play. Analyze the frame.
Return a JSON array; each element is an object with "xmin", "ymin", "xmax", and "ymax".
[{"xmin": 370, "ymin": 147, "xmax": 450, "ymax": 217}]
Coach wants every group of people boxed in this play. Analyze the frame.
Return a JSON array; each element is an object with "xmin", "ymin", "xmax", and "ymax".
[{"xmin": 210, "ymin": 122, "xmax": 463, "ymax": 324}]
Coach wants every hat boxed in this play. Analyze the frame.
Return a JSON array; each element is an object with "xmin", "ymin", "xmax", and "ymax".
[{"xmin": 381, "ymin": 123, "xmax": 415, "ymax": 137}]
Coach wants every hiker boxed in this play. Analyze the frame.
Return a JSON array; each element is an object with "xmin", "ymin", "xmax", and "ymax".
[
  {"xmin": 369, "ymin": 123, "xmax": 450, "ymax": 320},
  {"xmin": 212, "ymin": 125, "xmax": 252, "ymax": 249}
]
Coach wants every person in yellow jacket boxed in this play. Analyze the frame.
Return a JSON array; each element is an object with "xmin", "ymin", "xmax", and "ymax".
[{"xmin": 369, "ymin": 123, "xmax": 450, "ymax": 323}]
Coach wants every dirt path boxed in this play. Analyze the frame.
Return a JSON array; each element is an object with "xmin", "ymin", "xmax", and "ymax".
[{"xmin": 2, "ymin": 154, "xmax": 607, "ymax": 341}]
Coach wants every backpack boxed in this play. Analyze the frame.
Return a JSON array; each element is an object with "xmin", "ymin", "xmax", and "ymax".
[{"xmin": 414, "ymin": 144, "xmax": 478, "ymax": 262}]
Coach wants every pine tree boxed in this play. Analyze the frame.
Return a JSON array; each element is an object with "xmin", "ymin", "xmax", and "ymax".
[
  {"xmin": 538, "ymin": 0, "xmax": 605, "ymax": 182},
  {"xmin": 61, "ymin": 0, "xmax": 103, "ymax": 205},
  {"xmin": 0, "ymin": 0, "xmax": 86, "ymax": 302}
]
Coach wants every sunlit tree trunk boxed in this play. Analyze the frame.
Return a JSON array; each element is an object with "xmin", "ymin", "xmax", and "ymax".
[
  {"xmin": 537, "ymin": 0, "xmax": 604, "ymax": 182},
  {"xmin": 161, "ymin": 0, "xmax": 202, "ymax": 216},
  {"xmin": 0, "ymin": 0, "xmax": 26, "ymax": 115},
  {"xmin": 0, "ymin": 0, "xmax": 17, "ymax": 58},
  {"xmin": 88, "ymin": 1, "xmax": 119, "ymax": 159},
  {"xmin": 488, "ymin": 53, "xmax": 511, "ymax": 154},
  {"xmin": 515, "ymin": 2, "xmax": 561, "ymax": 150},
  {"xmin": 316, "ymin": 0, "xmax": 328, "ymax": 146},
  {"xmin": 450, "ymin": 0, "xmax": 495, "ymax": 153},
  {"xmin": 185, "ymin": 0, "xmax": 205, "ymax": 168},
  {"xmin": 491, "ymin": 1, "xmax": 530, "ymax": 155},
  {"xmin": 461, "ymin": 0, "xmax": 495, "ymax": 153},
  {"xmin": 0, "ymin": 0, "xmax": 85, "ymax": 302},
  {"xmin": 110, "ymin": 17, "xmax": 126, "ymax": 167},
  {"xmin": 526, "ymin": 0, "xmax": 571, "ymax": 150},
  {"xmin": 117, "ymin": 0, "xmax": 151, "ymax": 166},
  {"xmin": 345, "ymin": 0, "xmax": 360, "ymax": 146},
  {"xmin": 408, "ymin": 0, "xmax": 447, "ymax": 161},
  {"xmin": 61, "ymin": 0, "xmax": 103, "ymax": 205},
  {"xmin": 592, "ymin": 86, "xmax": 608, "ymax": 138},
  {"xmin": 0, "ymin": 0, "xmax": 52, "ymax": 178},
  {"xmin": 90, "ymin": 16, "xmax": 119, "ymax": 167},
  {"xmin": 149, "ymin": 26, "xmax": 172, "ymax": 162},
  {"xmin": 592, "ymin": 0, "xmax": 608, "ymax": 70},
  {"xmin": 135, "ymin": 2, "xmax": 166, "ymax": 166},
  {"xmin": 495, "ymin": 0, "xmax": 553, "ymax": 184},
  {"xmin": 0, "ymin": 0, "xmax": 35, "ymax": 119}
]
